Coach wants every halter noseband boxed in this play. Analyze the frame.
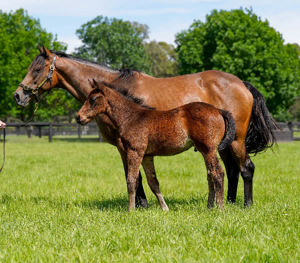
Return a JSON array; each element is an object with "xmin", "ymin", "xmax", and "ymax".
[{"xmin": 19, "ymin": 55, "xmax": 57, "ymax": 95}]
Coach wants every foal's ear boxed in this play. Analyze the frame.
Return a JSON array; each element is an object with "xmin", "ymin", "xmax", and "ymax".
[{"xmin": 88, "ymin": 79, "xmax": 97, "ymax": 89}]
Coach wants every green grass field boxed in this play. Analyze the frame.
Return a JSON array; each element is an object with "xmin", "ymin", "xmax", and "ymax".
[{"xmin": 0, "ymin": 135, "xmax": 299, "ymax": 262}]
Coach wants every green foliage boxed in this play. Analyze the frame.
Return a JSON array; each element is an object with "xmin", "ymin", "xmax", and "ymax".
[
  {"xmin": 75, "ymin": 16, "xmax": 151, "ymax": 73},
  {"xmin": 0, "ymin": 9, "xmax": 67, "ymax": 121},
  {"xmin": 175, "ymin": 8, "xmax": 300, "ymax": 117},
  {"xmin": 0, "ymin": 137, "xmax": 299, "ymax": 261},
  {"xmin": 36, "ymin": 89, "xmax": 81, "ymax": 122},
  {"xmin": 144, "ymin": 41, "xmax": 179, "ymax": 77},
  {"xmin": 289, "ymin": 96, "xmax": 300, "ymax": 121}
]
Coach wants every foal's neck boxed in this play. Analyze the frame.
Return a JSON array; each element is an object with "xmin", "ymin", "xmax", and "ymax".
[{"xmin": 105, "ymin": 88, "xmax": 146, "ymax": 129}]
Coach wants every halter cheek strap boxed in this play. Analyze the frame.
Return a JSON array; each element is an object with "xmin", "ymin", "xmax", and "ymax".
[{"xmin": 19, "ymin": 55, "xmax": 57, "ymax": 94}]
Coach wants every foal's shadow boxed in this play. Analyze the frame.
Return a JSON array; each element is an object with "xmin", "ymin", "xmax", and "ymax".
[
  {"xmin": 76, "ymin": 194, "xmax": 210, "ymax": 211},
  {"xmin": 75, "ymin": 196, "xmax": 129, "ymax": 211}
]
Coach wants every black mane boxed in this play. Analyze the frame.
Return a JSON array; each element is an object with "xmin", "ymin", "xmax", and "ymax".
[
  {"xmin": 51, "ymin": 50, "xmax": 138, "ymax": 82},
  {"xmin": 33, "ymin": 49, "xmax": 149, "ymax": 108}
]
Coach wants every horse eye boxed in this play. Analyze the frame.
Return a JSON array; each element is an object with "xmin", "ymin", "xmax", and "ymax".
[{"xmin": 35, "ymin": 67, "xmax": 42, "ymax": 73}]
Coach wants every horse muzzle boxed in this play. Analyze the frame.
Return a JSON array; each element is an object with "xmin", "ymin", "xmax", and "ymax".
[{"xmin": 14, "ymin": 91, "xmax": 30, "ymax": 107}]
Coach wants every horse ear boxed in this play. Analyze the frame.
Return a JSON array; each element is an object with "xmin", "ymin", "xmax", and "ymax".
[
  {"xmin": 42, "ymin": 45, "xmax": 52, "ymax": 57},
  {"xmin": 38, "ymin": 45, "xmax": 43, "ymax": 54}
]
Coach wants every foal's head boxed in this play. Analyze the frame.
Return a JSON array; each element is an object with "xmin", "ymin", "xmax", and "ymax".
[{"xmin": 76, "ymin": 80, "xmax": 107, "ymax": 125}]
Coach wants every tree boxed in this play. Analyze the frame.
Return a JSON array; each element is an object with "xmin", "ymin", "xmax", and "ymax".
[
  {"xmin": 144, "ymin": 41, "xmax": 179, "ymax": 77},
  {"xmin": 74, "ymin": 16, "xmax": 151, "ymax": 73},
  {"xmin": 0, "ymin": 9, "xmax": 67, "ymax": 121},
  {"xmin": 175, "ymin": 8, "xmax": 300, "ymax": 117}
]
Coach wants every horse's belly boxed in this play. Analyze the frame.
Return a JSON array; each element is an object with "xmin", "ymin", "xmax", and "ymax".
[{"xmin": 145, "ymin": 137, "xmax": 194, "ymax": 156}]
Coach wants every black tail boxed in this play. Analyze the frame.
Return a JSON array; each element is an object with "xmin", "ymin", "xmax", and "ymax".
[
  {"xmin": 218, "ymin": 110, "xmax": 236, "ymax": 151},
  {"xmin": 243, "ymin": 81, "xmax": 278, "ymax": 155}
]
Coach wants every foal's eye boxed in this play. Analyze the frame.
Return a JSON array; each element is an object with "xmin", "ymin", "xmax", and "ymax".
[{"xmin": 89, "ymin": 97, "xmax": 96, "ymax": 105}]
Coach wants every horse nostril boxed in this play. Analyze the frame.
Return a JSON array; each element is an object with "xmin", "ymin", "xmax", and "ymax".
[{"xmin": 14, "ymin": 92, "xmax": 20, "ymax": 103}]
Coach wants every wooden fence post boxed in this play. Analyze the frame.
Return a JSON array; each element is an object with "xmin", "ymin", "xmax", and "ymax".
[{"xmin": 49, "ymin": 123, "xmax": 53, "ymax": 142}]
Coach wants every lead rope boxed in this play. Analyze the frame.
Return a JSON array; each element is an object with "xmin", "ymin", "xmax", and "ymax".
[
  {"xmin": 0, "ymin": 128, "xmax": 5, "ymax": 173},
  {"xmin": 22, "ymin": 101, "xmax": 39, "ymax": 126}
]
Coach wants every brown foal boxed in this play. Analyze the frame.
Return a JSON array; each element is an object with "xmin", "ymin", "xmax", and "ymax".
[{"xmin": 76, "ymin": 80, "xmax": 236, "ymax": 211}]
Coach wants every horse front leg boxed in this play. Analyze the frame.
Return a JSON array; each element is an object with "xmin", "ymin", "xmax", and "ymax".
[
  {"xmin": 127, "ymin": 150, "xmax": 144, "ymax": 212},
  {"xmin": 118, "ymin": 147, "xmax": 148, "ymax": 208}
]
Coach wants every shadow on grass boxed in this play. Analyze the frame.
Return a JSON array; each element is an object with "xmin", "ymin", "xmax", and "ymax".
[
  {"xmin": 75, "ymin": 196, "xmax": 129, "ymax": 211},
  {"xmin": 1, "ymin": 193, "xmax": 245, "ymax": 212}
]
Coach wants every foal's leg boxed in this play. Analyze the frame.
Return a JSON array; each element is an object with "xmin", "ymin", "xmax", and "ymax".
[
  {"xmin": 127, "ymin": 150, "xmax": 144, "ymax": 212},
  {"xmin": 219, "ymin": 148, "xmax": 240, "ymax": 203},
  {"xmin": 206, "ymin": 173, "xmax": 215, "ymax": 209},
  {"xmin": 202, "ymin": 151, "xmax": 225, "ymax": 209},
  {"xmin": 118, "ymin": 147, "xmax": 148, "ymax": 208},
  {"xmin": 142, "ymin": 156, "xmax": 169, "ymax": 211}
]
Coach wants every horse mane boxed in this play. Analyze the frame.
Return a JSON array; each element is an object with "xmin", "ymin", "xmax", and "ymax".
[
  {"xmin": 51, "ymin": 50, "xmax": 139, "ymax": 82},
  {"xmin": 33, "ymin": 49, "xmax": 149, "ymax": 108}
]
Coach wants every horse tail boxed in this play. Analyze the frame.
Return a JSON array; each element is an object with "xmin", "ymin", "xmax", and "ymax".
[
  {"xmin": 243, "ymin": 81, "xmax": 278, "ymax": 155},
  {"xmin": 218, "ymin": 110, "xmax": 236, "ymax": 151}
]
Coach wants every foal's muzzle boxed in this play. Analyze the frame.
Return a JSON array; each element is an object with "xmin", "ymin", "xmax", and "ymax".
[{"xmin": 76, "ymin": 115, "xmax": 88, "ymax": 125}]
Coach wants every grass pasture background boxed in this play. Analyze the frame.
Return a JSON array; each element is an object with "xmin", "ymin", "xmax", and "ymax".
[{"xmin": 0, "ymin": 135, "xmax": 299, "ymax": 262}]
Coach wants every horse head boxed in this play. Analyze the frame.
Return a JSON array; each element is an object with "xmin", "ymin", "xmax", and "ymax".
[{"xmin": 14, "ymin": 46, "xmax": 59, "ymax": 107}]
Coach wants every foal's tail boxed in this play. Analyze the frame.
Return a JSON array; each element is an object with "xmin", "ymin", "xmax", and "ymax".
[
  {"xmin": 218, "ymin": 110, "xmax": 236, "ymax": 151},
  {"xmin": 243, "ymin": 81, "xmax": 278, "ymax": 155}
]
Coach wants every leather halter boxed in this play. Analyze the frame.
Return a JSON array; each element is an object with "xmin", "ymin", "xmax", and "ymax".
[{"xmin": 19, "ymin": 55, "xmax": 57, "ymax": 94}]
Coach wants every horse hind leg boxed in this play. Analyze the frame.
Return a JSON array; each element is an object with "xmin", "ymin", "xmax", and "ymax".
[
  {"xmin": 219, "ymin": 148, "xmax": 240, "ymax": 203},
  {"xmin": 241, "ymin": 154, "xmax": 255, "ymax": 206},
  {"xmin": 142, "ymin": 156, "xmax": 169, "ymax": 211},
  {"xmin": 207, "ymin": 173, "xmax": 215, "ymax": 208},
  {"xmin": 230, "ymin": 140, "xmax": 255, "ymax": 207}
]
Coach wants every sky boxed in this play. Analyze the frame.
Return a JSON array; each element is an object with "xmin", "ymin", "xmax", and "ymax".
[{"xmin": 1, "ymin": 0, "xmax": 300, "ymax": 53}]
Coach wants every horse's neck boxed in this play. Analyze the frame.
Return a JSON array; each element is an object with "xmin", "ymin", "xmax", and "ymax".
[
  {"xmin": 105, "ymin": 88, "xmax": 142, "ymax": 129},
  {"xmin": 55, "ymin": 58, "xmax": 120, "ymax": 103}
]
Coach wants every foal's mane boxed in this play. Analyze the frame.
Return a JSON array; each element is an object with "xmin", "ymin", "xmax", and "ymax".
[{"xmin": 101, "ymin": 81, "xmax": 155, "ymax": 110}]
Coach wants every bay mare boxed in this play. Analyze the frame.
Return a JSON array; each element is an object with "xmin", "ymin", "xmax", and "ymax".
[
  {"xmin": 14, "ymin": 46, "xmax": 277, "ymax": 207},
  {"xmin": 76, "ymin": 80, "xmax": 236, "ymax": 211}
]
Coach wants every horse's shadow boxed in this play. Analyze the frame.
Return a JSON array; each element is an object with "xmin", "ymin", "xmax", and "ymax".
[{"xmin": 75, "ymin": 194, "xmax": 211, "ymax": 211}]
